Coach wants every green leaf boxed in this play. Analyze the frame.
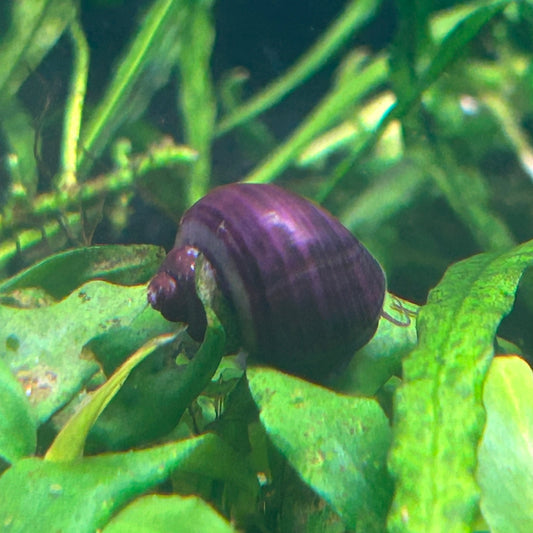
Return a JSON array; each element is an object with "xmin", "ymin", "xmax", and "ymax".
[
  {"xmin": 0, "ymin": 98, "xmax": 38, "ymax": 197},
  {"xmin": 320, "ymin": 0, "xmax": 513, "ymax": 199},
  {"xmin": 86, "ymin": 305, "xmax": 182, "ymax": 375},
  {"xmin": 339, "ymin": 162, "xmax": 429, "ymax": 233},
  {"xmin": 244, "ymin": 53, "xmax": 388, "ymax": 185},
  {"xmin": 102, "ymin": 494, "xmax": 236, "ymax": 533},
  {"xmin": 335, "ymin": 292, "xmax": 418, "ymax": 396},
  {"xmin": 0, "ymin": 245, "xmax": 165, "ymax": 300},
  {"xmin": 45, "ymin": 333, "xmax": 178, "ymax": 462},
  {"xmin": 178, "ymin": 0, "xmax": 216, "ymax": 204},
  {"xmin": 216, "ymin": 0, "xmax": 380, "ymax": 135},
  {"xmin": 169, "ymin": 429, "xmax": 259, "ymax": 498},
  {"xmin": 78, "ymin": 0, "xmax": 185, "ymax": 177},
  {"xmin": 388, "ymin": 239, "xmax": 533, "ymax": 533},
  {"xmin": 87, "ymin": 269, "xmax": 226, "ymax": 450},
  {"xmin": 0, "ymin": 358, "xmax": 36, "ymax": 463},
  {"xmin": 0, "ymin": 281, "xmax": 148, "ymax": 423},
  {"xmin": 424, "ymin": 147, "xmax": 515, "ymax": 252},
  {"xmin": 477, "ymin": 356, "xmax": 533, "ymax": 533},
  {"xmin": 0, "ymin": 0, "xmax": 75, "ymax": 109},
  {"xmin": 248, "ymin": 367, "xmax": 392, "ymax": 531},
  {"xmin": 419, "ymin": 0, "xmax": 511, "ymax": 92},
  {"xmin": 0, "ymin": 434, "xmax": 214, "ymax": 533}
]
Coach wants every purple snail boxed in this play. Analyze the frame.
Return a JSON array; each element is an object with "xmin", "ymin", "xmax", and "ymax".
[{"xmin": 147, "ymin": 183, "xmax": 385, "ymax": 381}]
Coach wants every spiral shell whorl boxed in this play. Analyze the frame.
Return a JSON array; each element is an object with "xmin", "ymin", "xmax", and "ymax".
[{"xmin": 169, "ymin": 183, "xmax": 385, "ymax": 380}]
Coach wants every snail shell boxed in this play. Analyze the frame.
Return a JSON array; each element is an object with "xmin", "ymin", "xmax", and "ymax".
[{"xmin": 148, "ymin": 183, "xmax": 385, "ymax": 381}]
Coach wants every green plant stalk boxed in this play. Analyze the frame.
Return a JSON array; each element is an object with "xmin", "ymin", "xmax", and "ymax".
[
  {"xmin": 77, "ymin": 0, "xmax": 179, "ymax": 177},
  {"xmin": 55, "ymin": 17, "xmax": 89, "ymax": 191},
  {"xmin": 243, "ymin": 54, "xmax": 388, "ymax": 185},
  {"xmin": 318, "ymin": 0, "xmax": 512, "ymax": 201},
  {"xmin": 178, "ymin": 0, "xmax": 216, "ymax": 205},
  {"xmin": 0, "ymin": 143, "xmax": 196, "ymax": 236},
  {"xmin": 425, "ymin": 147, "xmax": 516, "ymax": 251},
  {"xmin": 0, "ymin": 143, "xmax": 196, "ymax": 272},
  {"xmin": 216, "ymin": 0, "xmax": 379, "ymax": 136},
  {"xmin": 0, "ymin": 213, "xmax": 82, "ymax": 273},
  {"xmin": 483, "ymin": 91, "xmax": 533, "ymax": 181}
]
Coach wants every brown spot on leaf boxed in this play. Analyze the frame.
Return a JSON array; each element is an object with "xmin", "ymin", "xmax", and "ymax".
[{"xmin": 16, "ymin": 365, "xmax": 58, "ymax": 405}]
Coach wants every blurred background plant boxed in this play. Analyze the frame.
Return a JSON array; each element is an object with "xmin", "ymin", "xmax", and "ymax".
[{"xmin": 0, "ymin": 0, "xmax": 532, "ymax": 351}]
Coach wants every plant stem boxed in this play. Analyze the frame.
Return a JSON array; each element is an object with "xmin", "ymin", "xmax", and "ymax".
[
  {"xmin": 216, "ymin": 0, "xmax": 379, "ymax": 136},
  {"xmin": 243, "ymin": 54, "xmax": 388, "ymax": 185},
  {"xmin": 55, "ymin": 17, "xmax": 89, "ymax": 191}
]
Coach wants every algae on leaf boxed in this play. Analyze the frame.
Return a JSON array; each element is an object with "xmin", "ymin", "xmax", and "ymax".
[
  {"xmin": 388, "ymin": 239, "xmax": 533, "ymax": 533},
  {"xmin": 248, "ymin": 367, "xmax": 392, "ymax": 532},
  {"xmin": 0, "ymin": 282, "xmax": 148, "ymax": 422}
]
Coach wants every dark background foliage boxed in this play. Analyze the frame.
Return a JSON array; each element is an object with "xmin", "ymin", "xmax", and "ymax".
[{"xmin": 2, "ymin": 0, "xmax": 530, "ymax": 355}]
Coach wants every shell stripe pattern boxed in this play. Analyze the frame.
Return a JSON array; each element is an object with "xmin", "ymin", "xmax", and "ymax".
[{"xmin": 175, "ymin": 184, "xmax": 385, "ymax": 378}]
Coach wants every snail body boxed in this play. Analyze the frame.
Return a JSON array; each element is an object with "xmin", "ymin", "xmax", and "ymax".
[{"xmin": 148, "ymin": 183, "xmax": 385, "ymax": 381}]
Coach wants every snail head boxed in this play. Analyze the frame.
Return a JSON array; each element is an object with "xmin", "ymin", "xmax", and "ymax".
[{"xmin": 147, "ymin": 246, "xmax": 206, "ymax": 341}]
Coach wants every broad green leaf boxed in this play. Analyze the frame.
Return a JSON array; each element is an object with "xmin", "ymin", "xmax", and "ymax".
[
  {"xmin": 0, "ymin": 245, "xmax": 165, "ymax": 299},
  {"xmin": 0, "ymin": 434, "xmax": 213, "ymax": 533},
  {"xmin": 0, "ymin": 281, "xmax": 148, "ymax": 422},
  {"xmin": 0, "ymin": 358, "xmax": 36, "ymax": 463},
  {"xmin": 85, "ymin": 305, "xmax": 182, "ymax": 374},
  {"xmin": 169, "ymin": 428, "xmax": 259, "ymax": 505},
  {"xmin": 45, "ymin": 333, "xmax": 178, "ymax": 462},
  {"xmin": 88, "ymin": 271, "xmax": 226, "ymax": 451},
  {"xmin": 248, "ymin": 367, "xmax": 392, "ymax": 531},
  {"xmin": 0, "ymin": 0, "xmax": 75, "ymax": 109},
  {"xmin": 477, "ymin": 356, "xmax": 533, "ymax": 533},
  {"xmin": 102, "ymin": 495, "xmax": 236, "ymax": 533},
  {"xmin": 388, "ymin": 239, "xmax": 533, "ymax": 533}
]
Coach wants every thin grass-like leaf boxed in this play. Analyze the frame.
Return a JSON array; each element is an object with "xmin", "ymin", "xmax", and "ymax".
[
  {"xmin": 0, "ymin": 98, "xmax": 39, "ymax": 198},
  {"xmin": 78, "ymin": 0, "xmax": 184, "ymax": 178},
  {"xmin": 45, "ymin": 333, "xmax": 177, "ymax": 461},
  {"xmin": 320, "ymin": 0, "xmax": 512, "ymax": 199},
  {"xmin": 177, "ymin": 0, "xmax": 216, "ymax": 204},
  {"xmin": 55, "ymin": 18, "xmax": 90, "ymax": 191},
  {"xmin": 0, "ymin": 0, "xmax": 75, "ymax": 110},
  {"xmin": 244, "ymin": 54, "xmax": 388, "ymax": 185},
  {"xmin": 216, "ymin": 0, "xmax": 380, "ymax": 136}
]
